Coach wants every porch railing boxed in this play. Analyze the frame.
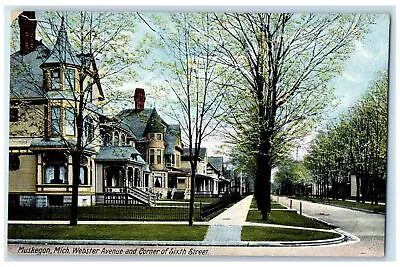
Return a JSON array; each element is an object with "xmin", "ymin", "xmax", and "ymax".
[{"xmin": 104, "ymin": 186, "xmax": 156, "ymax": 206}]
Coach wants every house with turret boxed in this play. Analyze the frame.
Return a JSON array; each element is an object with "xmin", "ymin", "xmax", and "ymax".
[
  {"xmin": 9, "ymin": 11, "xmax": 234, "ymax": 208},
  {"xmin": 118, "ymin": 88, "xmax": 189, "ymax": 198},
  {"xmin": 9, "ymin": 12, "xmax": 153, "ymax": 207}
]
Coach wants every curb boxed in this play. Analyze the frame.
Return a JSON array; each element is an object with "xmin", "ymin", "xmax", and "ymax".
[{"xmin": 8, "ymin": 232, "xmax": 347, "ymax": 247}]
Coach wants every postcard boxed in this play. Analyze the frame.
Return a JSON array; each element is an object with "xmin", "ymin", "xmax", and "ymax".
[{"xmin": 5, "ymin": 7, "xmax": 390, "ymax": 259}]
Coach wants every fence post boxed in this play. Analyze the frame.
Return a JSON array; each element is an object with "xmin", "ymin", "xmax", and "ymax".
[
  {"xmin": 300, "ymin": 202, "xmax": 302, "ymax": 215},
  {"xmin": 199, "ymin": 202, "xmax": 203, "ymax": 221},
  {"xmin": 290, "ymin": 199, "xmax": 292, "ymax": 209}
]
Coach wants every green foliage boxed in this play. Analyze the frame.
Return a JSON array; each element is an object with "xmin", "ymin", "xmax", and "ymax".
[
  {"xmin": 305, "ymin": 71, "xmax": 388, "ymax": 202},
  {"xmin": 8, "ymin": 224, "xmax": 208, "ymax": 241},
  {"xmin": 246, "ymin": 210, "xmax": 333, "ymax": 230},
  {"xmin": 241, "ymin": 226, "xmax": 340, "ymax": 241}
]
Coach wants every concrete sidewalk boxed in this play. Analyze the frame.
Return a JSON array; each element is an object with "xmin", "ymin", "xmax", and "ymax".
[
  {"xmin": 204, "ymin": 195, "xmax": 253, "ymax": 242},
  {"xmin": 8, "ymin": 194, "xmax": 354, "ymax": 247}
]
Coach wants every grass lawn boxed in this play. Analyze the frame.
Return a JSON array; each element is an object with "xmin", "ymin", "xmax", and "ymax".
[
  {"xmin": 328, "ymin": 200, "xmax": 386, "ymax": 213},
  {"xmin": 246, "ymin": 210, "xmax": 333, "ymax": 230},
  {"xmin": 8, "ymin": 224, "xmax": 208, "ymax": 241},
  {"xmin": 241, "ymin": 226, "xmax": 340, "ymax": 241},
  {"xmin": 250, "ymin": 199, "xmax": 286, "ymax": 209}
]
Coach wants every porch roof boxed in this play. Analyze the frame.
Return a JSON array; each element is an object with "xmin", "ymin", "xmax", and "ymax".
[
  {"xmin": 30, "ymin": 138, "xmax": 96, "ymax": 152},
  {"xmin": 168, "ymin": 167, "xmax": 190, "ymax": 177},
  {"xmin": 95, "ymin": 146, "xmax": 146, "ymax": 164}
]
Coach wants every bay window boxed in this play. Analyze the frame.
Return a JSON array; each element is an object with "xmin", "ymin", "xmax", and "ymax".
[
  {"xmin": 65, "ymin": 108, "xmax": 75, "ymax": 135},
  {"xmin": 65, "ymin": 68, "xmax": 75, "ymax": 91},
  {"xmin": 44, "ymin": 164, "xmax": 67, "ymax": 184},
  {"xmin": 51, "ymin": 69, "xmax": 61, "ymax": 90},
  {"xmin": 149, "ymin": 149, "xmax": 155, "ymax": 164},
  {"xmin": 51, "ymin": 107, "xmax": 61, "ymax": 135}
]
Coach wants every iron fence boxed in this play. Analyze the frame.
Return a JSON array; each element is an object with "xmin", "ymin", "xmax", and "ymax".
[
  {"xmin": 8, "ymin": 205, "xmax": 201, "ymax": 221},
  {"xmin": 199, "ymin": 193, "xmax": 243, "ymax": 220}
]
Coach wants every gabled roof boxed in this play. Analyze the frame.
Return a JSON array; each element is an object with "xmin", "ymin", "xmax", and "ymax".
[
  {"xmin": 118, "ymin": 108, "xmax": 167, "ymax": 140},
  {"xmin": 165, "ymin": 124, "xmax": 180, "ymax": 154},
  {"xmin": 43, "ymin": 17, "xmax": 79, "ymax": 66},
  {"xmin": 182, "ymin": 147, "xmax": 207, "ymax": 160},
  {"xmin": 208, "ymin": 156, "xmax": 224, "ymax": 173},
  {"xmin": 10, "ymin": 42, "xmax": 50, "ymax": 99}
]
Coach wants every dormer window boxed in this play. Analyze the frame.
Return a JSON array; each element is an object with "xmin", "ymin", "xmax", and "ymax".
[
  {"xmin": 51, "ymin": 69, "xmax": 61, "ymax": 90},
  {"xmin": 65, "ymin": 68, "xmax": 75, "ymax": 91}
]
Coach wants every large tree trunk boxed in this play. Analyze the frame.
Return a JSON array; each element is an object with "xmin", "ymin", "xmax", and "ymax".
[
  {"xmin": 255, "ymin": 127, "xmax": 272, "ymax": 221},
  {"xmin": 70, "ymin": 150, "xmax": 82, "ymax": 226},
  {"xmin": 70, "ymin": 78, "xmax": 85, "ymax": 226},
  {"xmin": 188, "ymin": 163, "xmax": 196, "ymax": 226}
]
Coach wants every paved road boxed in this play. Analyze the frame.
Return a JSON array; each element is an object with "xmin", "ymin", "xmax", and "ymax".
[{"xmin": 266, "ymin": 196, "xmax": 386, "ymax": 257}]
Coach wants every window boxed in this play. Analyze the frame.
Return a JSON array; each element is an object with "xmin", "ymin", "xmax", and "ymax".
[
  {"xmin": 44, "ymin": 164, "xmax": 67, "ymax": 184},
  {"xmin": 51, "ymin": 69, "xmax": 61, "ymax": 90},
  {"xmin": 149, "ymin": 149, "xmax": 155, "ymax": 164},
  {"xmin": 157, "ymin": 149, "xmax": 162, "ymax": 164},
  {"xmin": 154, "ymin": 175, "xmax": 162, "ymax": 187},
  {"xmin": 65, "ymin": 108, "xmax": 75, "ymax": 135},
  {"xmin": 149, "ymin": 133, "xmax": 155, "ymax": 139},
  {"xmin": 10, "ymin": 108, "xmax": 18, "ymax": 122},
  {"xmin": 79, "ymin": 166, "xmax": 88, "ymax": 185},
  {"xmin": 65, "ymin": 68, "xmax": 75, "ymax": 91},
  {"xmin": 84, "ymin": 116, "xmax": 94, "ymax": 141},
  {"xmin": 51, "ymin": 107, "xmax": 61, "ymax": 135},
  {"xmin": 156, "ymin": 133, "xmax": 162, "ymax": 140},
  {"xmin": 9, "ymin": 154, "xmax": 20, "ymax": 171},
  {"xmin": 171, "ymin": 154, "xmax": 175, "ymax": 165}
]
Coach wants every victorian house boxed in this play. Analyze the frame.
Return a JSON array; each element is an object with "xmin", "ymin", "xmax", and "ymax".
[
  {"xmin": 118, "ymin": 88, "xmax": 188, "ymax": 198},
  {"xmin": 9, "ymin": 12, "xmax": 152, "ymax": 207},
  {"xmin": 9, "ymin": 12, "xmax": 233, "ymax": 208}
]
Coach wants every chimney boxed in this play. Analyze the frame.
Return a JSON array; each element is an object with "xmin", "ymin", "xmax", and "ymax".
[
  {"xmin": 18, "ymin": 11, "xmax": 37, "ymax": 56},
  {"xmin": 134, "ymin": 88, "xmax": 146, "ymax": 112}
]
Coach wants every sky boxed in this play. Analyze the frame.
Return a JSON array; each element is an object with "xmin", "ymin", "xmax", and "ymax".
[
  {"xmin": 127, "ymin": 13, "xmax": 391, "ymax": 158},
  {"xmin": 4, "ymin": 9, "xmax": 391, "ymax": 159},
  {"xmin": 292, "ymin": 13, "xmax": 391, "ymax": 160},
  {"xmin": 330, "ymin": 14, "xmax": 390, "ymax": 118}
]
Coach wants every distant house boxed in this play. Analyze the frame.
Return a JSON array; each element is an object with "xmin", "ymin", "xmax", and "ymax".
[{"xmin": 208, "ymin": 156, "xmax": 230, "ymax": 194}]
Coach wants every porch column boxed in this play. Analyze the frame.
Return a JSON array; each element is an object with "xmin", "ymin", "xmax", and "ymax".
[{"xmin": 125, "ymin": 165, "xmax": 128, "ymax": 187}]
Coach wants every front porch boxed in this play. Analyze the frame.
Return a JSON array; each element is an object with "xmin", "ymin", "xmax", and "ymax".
[
  {"xmin": 95, "ymin": 146, "xmax": 154, "ymax": 205},
  {"xmin": 195, "ymin": 174, "xmax": 219, "ymax": 197}
]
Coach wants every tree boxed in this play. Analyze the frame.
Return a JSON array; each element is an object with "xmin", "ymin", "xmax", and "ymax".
[
  {"xmin": 138, "ymin": 13, "xmax": 230, "ymax": 225},
  {"xmin": 305, "ymin": 71, "xmax": 388, "ymax": 203},
  {"xmin": 211, "ymin": 13, "xmax": 373, "ymax": 219},
  {"xmin": 275, "ymin": 157, "xmax": 310, "ymax": 196},
  {"xmin": 10, "ymin": 11, "xmax": 143, "ymax": 225}
]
